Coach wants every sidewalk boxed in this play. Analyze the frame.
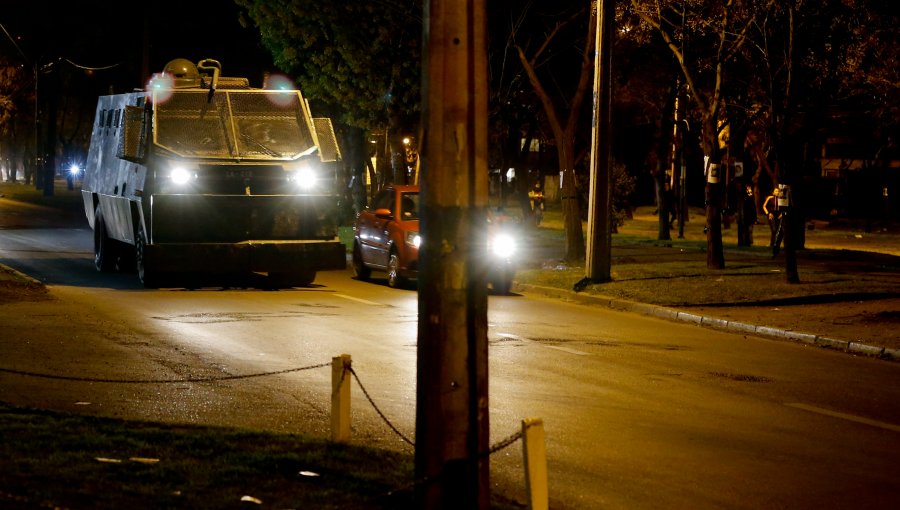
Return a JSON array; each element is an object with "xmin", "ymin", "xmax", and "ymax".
[{"xmin": 515, "ymin": 206, "xmax": 900, "ymax": 361}]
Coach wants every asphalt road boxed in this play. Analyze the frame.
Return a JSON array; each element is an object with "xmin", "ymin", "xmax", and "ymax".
[{"xmin": 1, "ymin": 202, "xmax": 899, "ymax": 509}]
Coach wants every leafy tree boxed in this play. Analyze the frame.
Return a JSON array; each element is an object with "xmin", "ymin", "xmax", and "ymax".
[{"xmin": 235, "ymin": 0, "xmax": 422, "ymax": 210}]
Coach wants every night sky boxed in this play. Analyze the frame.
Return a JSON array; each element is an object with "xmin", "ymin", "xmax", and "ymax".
[{"xmin": 1, "ymin": 0, "xmax": 275, "ymax": 89}]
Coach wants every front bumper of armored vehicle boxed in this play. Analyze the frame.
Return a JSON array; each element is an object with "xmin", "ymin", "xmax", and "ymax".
[
  {"xmin": 142, "ymin": 238, "xmax": 346, "ymax": 274},
  {"xmin": 143, "ymin": 193, "xmax": 346, "ymax": 277}
]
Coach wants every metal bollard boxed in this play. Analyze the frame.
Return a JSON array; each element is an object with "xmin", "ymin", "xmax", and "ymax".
[
  {"xmin": 522, "ymin": 417, "xmax": 548, "ymax": 510},
  {"xmin": 331, "ymin": 354, "xmax": 352, "ymax": 442}
]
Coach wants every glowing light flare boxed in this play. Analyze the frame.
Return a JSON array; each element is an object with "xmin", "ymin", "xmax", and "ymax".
[
  {"xmin": 490, "ymin": 233, "xmax": 516, "ymax": 259},
  {"xmin": 170, "ymin": 166, "xmax": 193, "ymax": 185},
  {"xmin": 146, "ymin": 73, "xmax": 175, "ymax": 103},
  {"xmin": 264, "ymin": 74, "xmax": 299, "ymax": 107},
  {"xmin": 286, "ymin": 162, "xmax": 317, "ymax": 190}
]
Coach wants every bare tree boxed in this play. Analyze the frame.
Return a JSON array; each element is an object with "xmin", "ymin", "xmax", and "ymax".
[
  {"xmin": 631, "ymin": 0, "xmax": 773, "ymax": 268},
  {"xmin": 512, "ymin": 4, "xmax": 596, "ymax": 261}
]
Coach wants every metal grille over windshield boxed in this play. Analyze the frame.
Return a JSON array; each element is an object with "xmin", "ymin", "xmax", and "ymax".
[{"xmin": 153, "ymin": 90, "xmax": 317, "ymax": 160}]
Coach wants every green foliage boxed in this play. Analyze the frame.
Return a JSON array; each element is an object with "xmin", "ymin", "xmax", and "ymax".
[
  {"xmin": 612, "ymin": 162, "xmax": 636, "ymax": 227},
  {"xmin": 234, "ymin": 0, "xmax": 422, "ymax": 130}
]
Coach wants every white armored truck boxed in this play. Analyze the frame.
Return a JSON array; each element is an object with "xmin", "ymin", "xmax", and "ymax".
[{"xmin": 82, "ymin": 58, "xmax": 346, "ymax": 287}]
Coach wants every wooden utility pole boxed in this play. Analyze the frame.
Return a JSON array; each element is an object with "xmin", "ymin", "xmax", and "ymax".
[
  {"xmin": 416, "ymin": 1, "xmax": 490, "ymax": 509},
  {"xmin": 585, "ymin": 0, "xmax": 614, "ymax": 283}
]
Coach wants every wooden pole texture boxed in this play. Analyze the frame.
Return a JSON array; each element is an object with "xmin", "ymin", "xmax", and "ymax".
[
  {"xmin": 585, "ymin": 0, "xmax": 614, "ymax": 282},
  {"xmin": 417, "ymin": 1, "xmax": 490, "ymax": 509}
]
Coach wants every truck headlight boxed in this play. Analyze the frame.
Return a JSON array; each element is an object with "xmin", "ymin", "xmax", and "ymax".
[
  {"xmin": 490, "ymin": 233, "xmax": 516, "ymax": 258},
  {"xmin": 169, "ymin": 165, "xmax": 195, "ymax": 185},
  {"xmin": 406, "ymin": 231, "xmax": 421, "ymax": 248},
  {"xmin": 286, "ymin": 161, "xmax": 317, "ymax": 190}
]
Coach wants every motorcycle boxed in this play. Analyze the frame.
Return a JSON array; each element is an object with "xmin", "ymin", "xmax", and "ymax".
[{"xmin": 487, "ymin": 211, "xmax": 519, "ymax": 295}]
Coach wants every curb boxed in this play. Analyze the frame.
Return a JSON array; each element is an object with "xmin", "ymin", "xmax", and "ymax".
[
  {"xmin": 515, "ymin": 283, "xmax": 899, "ymax": 362},
  {"xmin": 0, "ymin": 264, "xmax": 45, "ymax": 287}
]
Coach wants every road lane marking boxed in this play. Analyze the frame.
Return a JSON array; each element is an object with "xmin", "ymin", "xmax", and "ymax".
[
  {"xmin": 785, "ymin": 403, "xmax": 900, "ymax": 433},
  {"xmin": 542, "ymin": 345, "xmax": 590, "ymax": 356},
  {"xmin": 333, "ymin": 294, "xmax": 383, "ymax": 306},
  {"xmin": 495, "ymin": 332, "xmax": 590, "ymax": 356}
]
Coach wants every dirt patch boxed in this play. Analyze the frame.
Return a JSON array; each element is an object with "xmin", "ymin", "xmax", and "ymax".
[{"xmin": 0, "ymin": 267, "xmax": 49, "ymax": 304}]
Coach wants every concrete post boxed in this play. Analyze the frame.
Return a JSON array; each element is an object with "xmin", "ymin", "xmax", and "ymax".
[
  {"xmin": 331, "ymin": 353, "xmax": 351, "ymax": 442},
  {"xmin": 522, "ymin": 417, "xmax": 548, "ymax": 510}
]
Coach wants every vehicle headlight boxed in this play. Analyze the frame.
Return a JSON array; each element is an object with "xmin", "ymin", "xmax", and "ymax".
[
  {"xmin": 406, "ymin": 231, "xmax": 421, "ymax": 248},
  {"xmin": 169, "ymin": 165, "xmax": 196, "ymax": 185},
  {"xmin": 490, "ymin": 233, "xmax": 516, "ymax": 258},
  {"xmin": 286, "ymin": 162, "xmax": 317, "ymax": 190}
]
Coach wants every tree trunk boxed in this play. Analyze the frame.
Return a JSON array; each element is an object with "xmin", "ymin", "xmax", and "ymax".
[
  {"xmin": 42, "ymin": 65, "xmax": 59, "ymax": 197},
  {"xmin": 344, "ymin": 127, "xmax": 368, "ymax": 215},
  {"xmin": 559, "ymin": 124, "xmax": 586, "ymax": 261},
  {"xmin": 388, "ymin": 111, "xmax": 408, "ymax": 185},
  {"xmin": 655, "ymin": 165, "xmax": 671, "ymax": 240},
  {"xmin": 656, "ymin": 77, "xmax": 678, "ymax": 241},
  {"xmin": 706, "ymin": 180, "xmax": 725, "ymax": 269},
  {"xmin": 703, "ymin": 119, "xmax": 725, "ymax": 269}
]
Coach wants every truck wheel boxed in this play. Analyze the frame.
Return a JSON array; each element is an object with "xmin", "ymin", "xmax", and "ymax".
[
  {"xmin": 490, "ymin": 266, "xmax": 515, "ymax": 295},
  {"xmin": 94, "ymin": 208, "xmax": 117, "ymax": 272},
  {"xmin": 352, "ymin": 242, "xmax": 370, "ymax": 281},
  {"xmin": 135, "ymin": 224, "xmax": 158, "ymax": 288},
  {"xmin": 269, "ymin": 270, "xmax": 316, "ymax": 288},
  {"xmin": 491, "ymin": 276, "xmax": 513, "ymax": 295},
  {"xmin": 387, "ymin": 249, "xmax": 406, "ymax": 289}
]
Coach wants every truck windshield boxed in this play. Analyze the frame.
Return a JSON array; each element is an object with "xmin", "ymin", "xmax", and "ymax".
[{"xmin": 153, "ymin": 90, "xmax": 316, "ymax": 160}]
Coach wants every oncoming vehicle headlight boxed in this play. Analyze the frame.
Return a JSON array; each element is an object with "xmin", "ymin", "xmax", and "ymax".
[
  {"xmin": 490, "ymin": 233, "xmax": 516, "ymax": 258},
  {"xmin": 406, "ymin": 231, "xmax": 421, "ymax": 248},
  {"xmin": 169, "ymin": 165, "xmax": 195, "ymax": 185},
  {"xmin": 286, "ymin": 162, "xmax": 317, "ymax": 190}
]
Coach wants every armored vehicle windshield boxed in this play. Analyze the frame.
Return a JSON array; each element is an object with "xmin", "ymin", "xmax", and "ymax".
[{"xmin": 153, "ymin": 90, "xmax": 317, "ymax": 161}]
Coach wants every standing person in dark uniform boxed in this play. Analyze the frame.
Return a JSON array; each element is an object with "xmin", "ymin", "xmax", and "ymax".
[
  {"xmin": 764, "ymin": 185, "xmax": 791, "ymax": 256},
  {"xmin": 763, "ymin": 187, "xmax": 781, "ymax": 251}
]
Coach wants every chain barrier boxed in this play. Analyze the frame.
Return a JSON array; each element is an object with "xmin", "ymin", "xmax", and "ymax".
[
  {"xmin": 4, "ymin": 360, "xmax": 528, "ymax": 456},
  {"xmin": 3, "ymin": 360, "xmax": 528, "ymax": 456},
  {"xmin": 4, "ymin": 357, "xmax": 540, "ymax": 504},
  {"xmin": 347, "ymin": 366, "xmax": 415, "ymax": 447},
  {"xmin": 486, "ymin": 429, "xmax": 524, "ymax": 456},
  {"xmin": 345, "ymin": 364, "xmax": 529, "ymax": 458},
  {"xmin": 381, "ymin": 427, "xmax": 527, "ymax": 499},
  {"xmin": 0, "ymin": 362, "xmax": 331, "ymax": 384}
]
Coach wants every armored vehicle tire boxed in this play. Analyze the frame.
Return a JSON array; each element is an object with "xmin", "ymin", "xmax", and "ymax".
[
  {"xmin": 491, "ymin": 276, "xmax": 513, "ymax": 296},
  {"xmin": 269, "ymin": 270, "xmax": 316, "ymax": 288},
  {"xmin": 135, "ymin": 223, "xmax": 159, "ymax": 288},
  {"xmin": 387, "ymin": 249, "xmax": 406, "ymax": 289},
  {"xmin": 351, "ymin": 241, "xmax": 370, "ymax": 280},
  {"xmin": 94, "ymin": 208, "xmax": 118, "ymax": 272}
]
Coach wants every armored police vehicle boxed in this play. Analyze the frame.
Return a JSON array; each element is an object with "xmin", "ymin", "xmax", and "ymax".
[{"xmin": 82, "ymin": 58, "xmax": 346, "ymax": 287}]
